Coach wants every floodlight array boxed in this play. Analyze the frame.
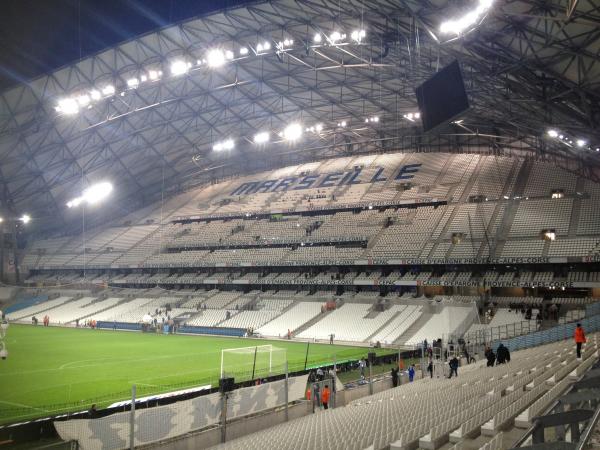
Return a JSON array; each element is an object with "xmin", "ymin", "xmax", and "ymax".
[
  {"xmin": 440, "ymin": 0, "xmax": 494, "ymax": 35},
  {"xmin": 546, "ymin": 129, "xmax": 599, "ymax": 152},
  {"xmin": 54, "ymin": 28, "xmax": 368, "ymax": 115},
  {"xmin": 403, "ymin": 112, "xmax": 420, "ymax": 122},
  {"xmin": 66, "ymin": 181, "xmax": 113, "ymax": 208},
  {"xmin": 214, "ymin": 115, "xmax": 382, "ymax": 153},
  {"xmin": 213, "ymin": 139, "xmax": 235, "ymax": 152}
]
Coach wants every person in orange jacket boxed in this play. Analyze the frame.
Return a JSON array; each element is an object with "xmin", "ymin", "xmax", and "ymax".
[
  {"xmin": 575, "ymin": 323, "xmax": 586, "ymax": 359},
  {"xmin": 321, "ymin": 384, "xmax": 330, "ymax": 410}
]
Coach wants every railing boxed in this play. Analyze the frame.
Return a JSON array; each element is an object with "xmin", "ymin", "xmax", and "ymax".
[
  {"xmin": 461, "ymin": 320, "xmax": 538, "ymax": 346},
  {"xmin": 493, "ymin": 314, "xmax": 600, "ymax": 352},
  {"xmin": 586, "ymin": 301, "xmax": 600, "ymax": 317}
]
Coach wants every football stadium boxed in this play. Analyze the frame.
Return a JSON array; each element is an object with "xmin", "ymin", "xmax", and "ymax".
[{"xmin": 1, "ymin": 0, "xmax": 600, "ymax": 449}]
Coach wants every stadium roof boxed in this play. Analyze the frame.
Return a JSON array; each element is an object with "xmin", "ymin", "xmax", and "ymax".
[{"xmin": 0, "ymin": 0, "xmax": 599, "ymax": 229}]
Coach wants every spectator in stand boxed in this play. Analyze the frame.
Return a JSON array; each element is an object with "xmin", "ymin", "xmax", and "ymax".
[
  {"xmin": 359, "ymin": 358, "xmax": 366, "ymax": 378},
  {"xmin": 575, "ymin": 323, "xmax": 586, "ymax": 359},
  {"xmin": 408, "ymin": 365, "xmax": 415, "ymax": 383},
  {"xmin": 391, "ymin": 367, "xmax": 399, "ymax": 387},
  {"xmin": 496, "ymin": 343, "xmax": 510, "ymax": 364},
  {"xmin": 316, "ymin": 367, "xmax": 324, "ymax": 381},
  {"xmin": 321, "ymin": 384, "xmax": 331, "ymax": 409},
  {"xmin": 448, "ymin": 356, "xmax": 459, "ymax": 378},
  {"xmin": 485, "ymin": 346, "xmax": 495, "ymax": 367}
]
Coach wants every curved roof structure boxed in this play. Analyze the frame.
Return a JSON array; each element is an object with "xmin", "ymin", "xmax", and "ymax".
[{"xmin": 0, "ymin": 0, "xmax": 599, "ymax": 229}]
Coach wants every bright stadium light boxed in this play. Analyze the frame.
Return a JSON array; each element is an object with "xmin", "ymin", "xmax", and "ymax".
[
  {"xmin": 351, "ymin": 29, "xmax": 366, "ymax": 42},
  {"xmin": 240, "ymin": 47, "xmax": 249, "ymax": 55},
  {"xmin": 283, "ymin": 123, "xmax": 302, "ymax": 141},
  {"xmin": 207, "ymin": 49, "xmax": 226, "ymax": 67},
  {"xmin": 77, "ymin": 94, "xmax": 90, "ymax": 107},
  {"xmin": 127, "ymin": 78, "xmax": 139, "ymax": 88},
  {"xmin": 337, "ymin": 120, "xmax": 347, "ymax": 127},
  {"xmin": 257, "ymin": 42, "xmax": 271, "ymax": 53},
  {"xmin": 315, "ymin": 123, "xmax": 323, "ymax": 132},
  {"xmin": 330, "ymin": 31, "xmax": 343, "ymax": 43},
  {"xmin": 225, "ymin": 50, "xmax": 234, "ymax": 60},
  {"xmin": 83, "ymin": 182, "xmax": 113, "ymax": 205},
  {"xmin": 547, "ymin": 129, "xmax": 559, "ymax": 138},
  {"xmin": 253, "ymin": 132, "xmax": 270, "ymax": 144},
  {"xmin": 170, "ymin": 60, "xmax": 190, "ymax": 76},
  {"xmin": 0, "ymin": 217, "xmax": 3, "ymax": 223},
  {"xmin": 89, "ymin": 90, "xmax": 101, "ymax": 101},
  {"xmin": 57, "ymin": 98, "xmax": 79, "ymax": 115},
  {"xmin": 67, "ymin": 182, "xmax": 113, "ymax": 208},
  {"xmin": 313, "ymin": 33, "xmax": 322, "ymax": 43},
  {"xmin": 20, "ymin": 214, "xmax": 31, "ymax": 224},
  {"xmin": 440, "ymin": 0, "xmax": 494, "ymax": 35},
  {"xmin": 101, "ymin": 85, "xmax": 115, "ymax": 96},
  {"xmin": 213, "ymin": 139, "xmax": 235, "ymax": 152},
  {"xmin": 148, "ymin": 70, "xmax": 160, "ymax": 81},
  {"xmin": 577, "ymin": 139, "xmax": 587, "ymax": 148}
]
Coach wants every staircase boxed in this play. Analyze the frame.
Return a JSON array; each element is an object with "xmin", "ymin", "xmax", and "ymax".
[
  {"xmin": 365, "ymin": 309, "xmax": 403, "ymax": 342},
  {"xmin": 292, "ymin": 308, "xmax": 333, "ymax": 335},
  {"xmin": 395, "ymin": 312, "xmax": 433, "ymax": 345}
]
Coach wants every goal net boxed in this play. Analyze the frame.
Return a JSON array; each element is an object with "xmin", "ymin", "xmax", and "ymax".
[{"xmin": 220, "ymin": 345, "xmax": 287, "ymax": 381}]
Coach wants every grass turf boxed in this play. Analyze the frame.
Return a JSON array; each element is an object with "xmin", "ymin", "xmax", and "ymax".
[{"xmin": 0, "ymin": 324, "xmax": 392, "ymax": 424}]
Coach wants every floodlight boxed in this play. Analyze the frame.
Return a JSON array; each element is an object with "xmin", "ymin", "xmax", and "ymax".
[
  {"xmin": 66, "ymin": 197, "xmax": 83, "ymax": 208},
  {"xmin": 240, "ymin": 47, "xmax": 248, "ymax": 55},
  {"xmin": 283, "ymin": 123, "xmax": 302, "ymax": 141},
  {"xmin": 170, "ymin": 60, "xmax": 190, "ymax": 76},
  {"xmin": 148, "ymin": 70, "xmax": 160, "ymax": 81},
  {"xmin": 337, "ymin": 120, "xmax": 347, "ymax": 127},
  {"xmin": 90, "ymin": 90, "xmax": 101, "ymax": 101},
  {"xmin": 315, "ymin": 123, "xmax": 323, "ymax": 132},
  {"xmin": 330, "ymin": 31, "xmax": 342, "ymax": 42},
  {"xmin": 207, "ymin": 49, "xmax": 226, "ymax": 68},
  {"xmin": 77, "ymin": 95, "xmax": 90, "ymax": 107},
  {"xmin": 57, "ymin": 98, "xmax": 79, "ymax": 115},
  {"xmin": 0, "ymin": 217, "xmax": 3, "ymax": 223},
  {"xmin": 140, "ymin": 74, "xmax": 147, "ymax": 82},
  {"xmin": 547, "ymin": 129, "xmax": 558, "ymax": 138},
  {"xmin": 253, "ymin": 132, "xmax": 270, "ymax": 144},
  {"xmin": 440, "ymin": 0, "xmax": 494, "ymax": 34},
  {"xmin": 127, "ymin": 78, "xmax": 139, "ymax": 88},
  {"xmin": 257, "ymin": 43, "xmax": 264, "ymax": 52},
  {"xmin": 577, "ymin": 139, "xmax": 586, "ymax": 148},
  {"xmin": 82, "ymin": 182, "xmax": 113, "ymax": 205},
  {"xmin": 20, "ymin": 214, "xmax": 31, "ymax": 224},
  {"xmin": 314, "ymin": 33, "xmax": 322, "ymax": 43},
  {"xmin": 225, "ymin": 50, "xmax": 234, "ymax": 60},
  {"xmin": 351, "ymin": 29, "xmax": 366, "ymax": 42},
  {"xmin": 263, "ymin": 42, "xmax": 271, "ymax": 50},
  {"xmin": 101, "ymin": 85, "xmax": 115, "ymax": 96},
  {"xmin": 213, "ymin": 139, "xmax": 235, "ymax": 152},
  {"xmin": 559, "ymin": 134, "xmax": 564, "ymax": 139}
]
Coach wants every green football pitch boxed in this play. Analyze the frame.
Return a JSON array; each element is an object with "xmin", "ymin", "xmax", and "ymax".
[{"xmin": 0, "ymin": 324, "xmax": 393, "ymax": 424}]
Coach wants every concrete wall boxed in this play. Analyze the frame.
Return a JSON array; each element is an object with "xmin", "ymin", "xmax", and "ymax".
[
  {"xmin": 142, "ymin": 401, "xmax": 312, "ymax": 450},
  {"xmin": 142, "ymin": 374, "xmax": 408, "ymax": 450}
]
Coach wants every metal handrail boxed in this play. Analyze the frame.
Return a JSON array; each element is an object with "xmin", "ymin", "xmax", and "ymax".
[{"xmin": 577, "ymin": 399, "xmax": 600, "ymax": 450}]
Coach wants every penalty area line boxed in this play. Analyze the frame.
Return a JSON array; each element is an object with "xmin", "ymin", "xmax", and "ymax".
[{"xmin": 0, "ymin": 400, "xmax": 50, "ymax": 413}]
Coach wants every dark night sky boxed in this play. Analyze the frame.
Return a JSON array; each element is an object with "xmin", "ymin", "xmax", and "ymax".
[{"xmin": 0, "ymin": 0, "xmax": 249, "ymax": 91}]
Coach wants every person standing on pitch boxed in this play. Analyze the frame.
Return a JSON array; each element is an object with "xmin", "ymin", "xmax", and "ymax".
[{"xmin": 575, "ymin": 323, "xmax": 586, "ymax": 360}]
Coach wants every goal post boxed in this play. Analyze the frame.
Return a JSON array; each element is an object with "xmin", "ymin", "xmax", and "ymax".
[{"xmin": 220, "ymin": 344, "xmax": 287, "ymax": 381}]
